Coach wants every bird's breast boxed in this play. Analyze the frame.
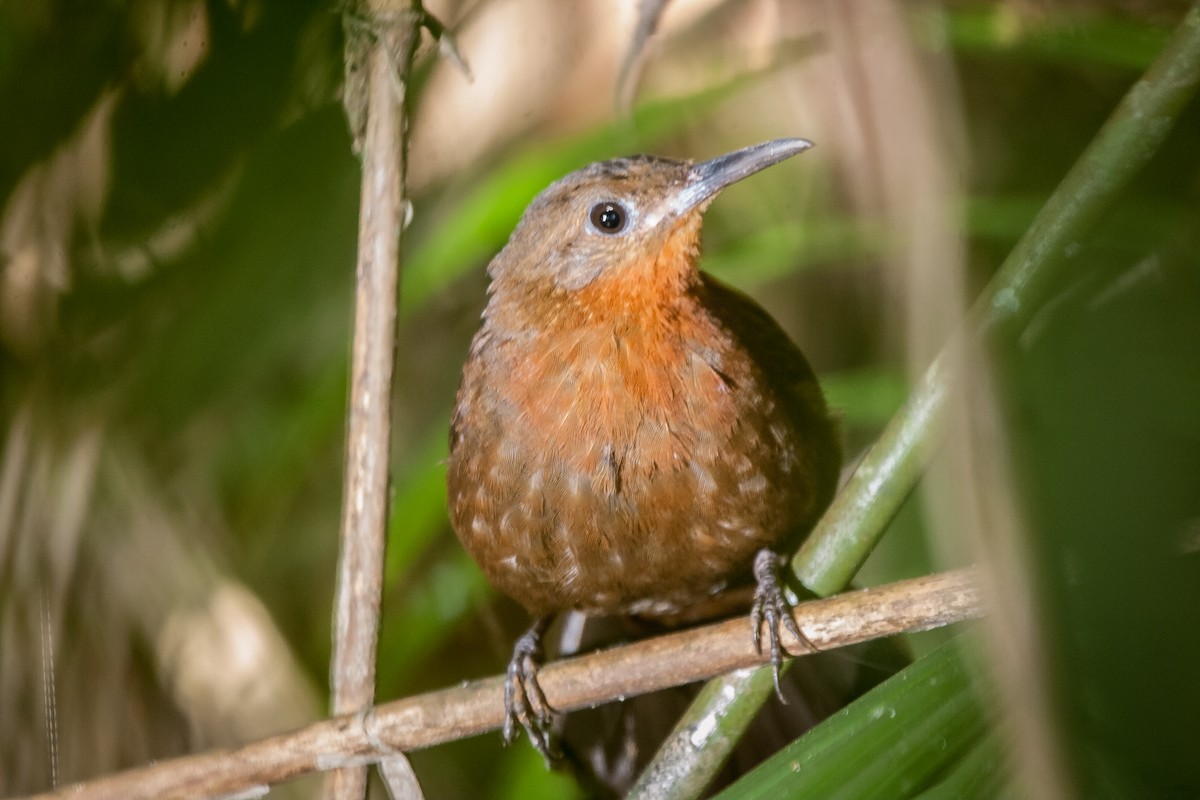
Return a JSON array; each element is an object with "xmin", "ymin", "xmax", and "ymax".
[
  {"xmin": 448, "ymin": 310, "xmax": 804, "ymax": 616},
  {"xmin": 506, "ymin": 320, "xmax": 736, "ymax": 479}
]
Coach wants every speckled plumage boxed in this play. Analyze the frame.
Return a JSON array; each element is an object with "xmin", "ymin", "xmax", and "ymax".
[{"xmin": 446, "ymin": 140, "xmax": 841, "ymax": 754}]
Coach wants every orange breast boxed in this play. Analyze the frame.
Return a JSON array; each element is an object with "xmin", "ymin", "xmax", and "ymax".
[
  {"xmin": 506, "ymin": 215, "xmax": 728, "ymax": 472},
  {"xmin": 506, "ymin": 300, "xmax": 734, "ymax": 482}
]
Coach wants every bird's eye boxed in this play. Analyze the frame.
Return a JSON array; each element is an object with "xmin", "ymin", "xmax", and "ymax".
[{"xmin": 589, "ymin": 202, "xmax": 628, "ymax": 234}]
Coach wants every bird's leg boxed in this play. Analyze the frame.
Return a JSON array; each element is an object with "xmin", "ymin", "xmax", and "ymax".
[
  {"xmin": 503, "ymin": 615, "xmax": 559, "ymax": 761},
  {"xmin": 750, "ymin": 548, "xmax": 817, "ymax": 700}
]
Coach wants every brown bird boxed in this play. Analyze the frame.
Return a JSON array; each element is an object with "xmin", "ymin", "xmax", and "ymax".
[{"xmin": 447, "ymin": 138, "xmax": 841, "ymax": 756}]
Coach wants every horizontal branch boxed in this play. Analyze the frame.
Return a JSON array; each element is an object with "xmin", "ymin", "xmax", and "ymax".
[{"xmin": 32, "ymin": 569, "xmax": 981, "ymax": 800}]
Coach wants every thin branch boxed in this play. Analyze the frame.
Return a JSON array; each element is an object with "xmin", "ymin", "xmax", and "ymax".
[
  {"xmin": 635, "ymin": 4, "xmax": 1200, "ymax": 795},
  {"xmin": 26, "ymin": 570, "xmax": 981, "ymax": 800},
  {"xmin": 329, "ymin": 2, "xmax": 423, "ymax": 798}
]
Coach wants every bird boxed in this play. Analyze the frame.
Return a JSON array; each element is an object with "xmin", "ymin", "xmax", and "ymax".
[{"xmin": 446, "ymin": 138, "xmax": 842, "ymax": 758}]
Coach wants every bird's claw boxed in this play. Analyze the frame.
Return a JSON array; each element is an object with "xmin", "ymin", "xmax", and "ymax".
[
  {"xmin": 503, "ymin": 618, "xmax": 559, "ymax": 762},
  {"xmin": 750, "ymin": 549, "xmax": 815, "ymax": 701}
]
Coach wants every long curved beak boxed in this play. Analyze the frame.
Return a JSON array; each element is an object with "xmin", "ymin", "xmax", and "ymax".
[{"xmin": 667, "ymin": 138, "xmax": 814, "ymax": 218}]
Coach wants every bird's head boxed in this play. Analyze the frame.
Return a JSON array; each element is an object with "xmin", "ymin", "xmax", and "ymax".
[{"xmin": 484, "ymin": 138, "xmax": 813, "ymax": 327}]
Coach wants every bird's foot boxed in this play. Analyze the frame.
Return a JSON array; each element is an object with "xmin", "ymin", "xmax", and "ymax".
[
  {"xmin": 503, "ymin": 616, "xmax": 559, "ymax": 762},
  {"xmin": 750, "ymin": 549, "xmax": 816, "ymax": 700}
]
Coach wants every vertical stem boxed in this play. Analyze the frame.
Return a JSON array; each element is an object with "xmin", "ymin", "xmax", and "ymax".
[{"xmin": 328, "ymin": 3, "xmax": 421, "ymax": 798}]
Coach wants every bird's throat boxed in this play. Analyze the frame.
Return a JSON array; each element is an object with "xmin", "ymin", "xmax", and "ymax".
[
  {"xmin": 571, "ymin": 213, "xmax": 703, "ymax": 324},
  {"xmin": 492, "ymin": 212, "xmax": 729, "ymax": 476}
]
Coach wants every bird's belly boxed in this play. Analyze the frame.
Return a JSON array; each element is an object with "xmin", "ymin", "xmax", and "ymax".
[{"xmin": 450, "ymin": 390, "xmax": 801, "ymax": 616}]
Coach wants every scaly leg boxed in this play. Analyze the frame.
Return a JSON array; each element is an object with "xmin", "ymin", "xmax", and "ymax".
[
  {"xmin": 750, "ymin": 548, "xmax": 816, "ymax": 699},
  {"xmin": 503, "ymin": 615, "xmax": 558, "ymax": 760}
]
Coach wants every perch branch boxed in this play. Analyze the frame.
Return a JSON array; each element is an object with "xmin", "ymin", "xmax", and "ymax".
[{"xmin": 29, "ymin": 570, "xmax": 980, "ymax": 800}]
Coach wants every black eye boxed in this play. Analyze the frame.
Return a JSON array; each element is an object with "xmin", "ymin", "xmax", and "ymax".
[{"xmin": 589, "ymin": 202, "xmax": 627, "ymax": 234}]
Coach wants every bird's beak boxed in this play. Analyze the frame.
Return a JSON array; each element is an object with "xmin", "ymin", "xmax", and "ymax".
[{"xmin": 665, "ymin": 138, "xmax": 814, "ymax": 220}]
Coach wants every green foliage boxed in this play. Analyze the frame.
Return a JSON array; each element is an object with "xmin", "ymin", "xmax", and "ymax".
[
  {"xmin": 3, "ymin": 1, "xmax": 1199, "ymax": 798},
  {"xmin": 713, "ymin": 640, "xmax": 988, "ymax": 800},
  {"xmin": 944, "ymin": 5, "xmax": 1169, "ymax": 68}
]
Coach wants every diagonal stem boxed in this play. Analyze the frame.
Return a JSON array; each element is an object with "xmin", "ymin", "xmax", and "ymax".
[{"xmin": 629, "ymin": 5, "xmax": 1200, "ymax": 798}]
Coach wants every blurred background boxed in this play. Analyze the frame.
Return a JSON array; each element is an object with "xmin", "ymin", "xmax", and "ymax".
[{"xmin": 1, "ymin": 0, "xmax": 1197, "ymax": 798}]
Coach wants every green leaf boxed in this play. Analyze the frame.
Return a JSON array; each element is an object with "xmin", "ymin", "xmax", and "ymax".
[
  {"xmin": 713, "ymin": 639, "xmax": 986, "ymax": 800},
  {"xmin": 911, "ymin": 733, "xmax": 1007, "ymax": 800}
]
